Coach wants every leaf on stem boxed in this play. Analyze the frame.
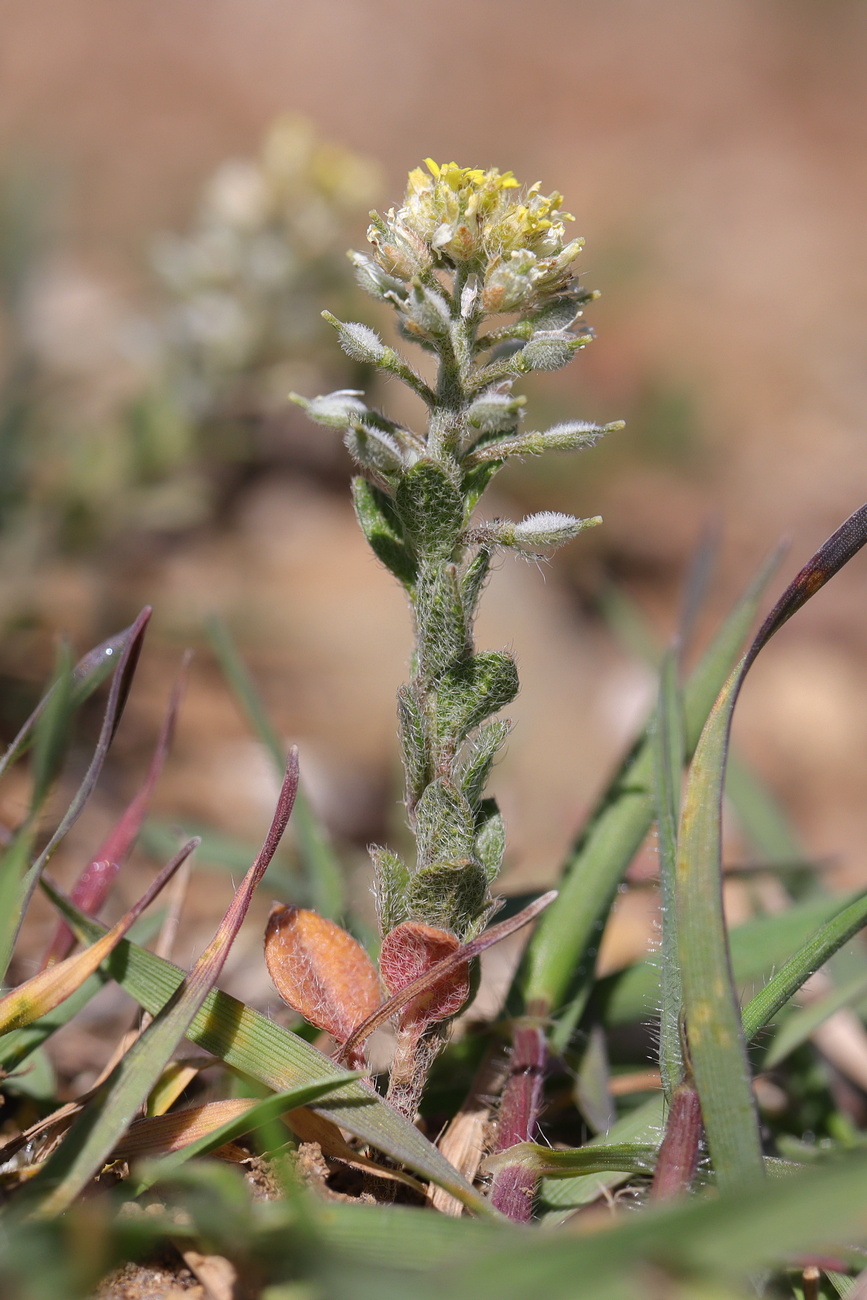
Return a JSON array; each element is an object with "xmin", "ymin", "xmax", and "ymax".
[{"xmin": 265, "ymin": 904, "xmax": 381, "ymax": 1062}]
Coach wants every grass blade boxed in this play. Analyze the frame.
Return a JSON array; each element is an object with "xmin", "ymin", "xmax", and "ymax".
[
  {"xmin": 130, "ymin": 1074, "xmax": 364, "ymax": 1192},
  {"xmin": 0, "ymin": 623, "xmax": 135, "ymax": 785},
  {"xmin": 27, "ymin": 641, "xmax": 74, "ymax": 813},
  {"xmin": 483, "ymin": 1141, "xmax": 658, "ymax": 1179},
  {"xmin": 41, "ymin": 656, "xmax": 187, "ymax": 968},
  {"xmin": 653, "ymin": 648, "xmax": 684, "ymax": 1100},
  {"xmin": 765, "ymin": 967, "xmax": 867, "ymax": 1069},
  {"xmin": 595, "ymin": 890, "xmax": 863, "ymax": 1028},
  {"xmin": 0, "ymin": 608, "xmax": 152, "ymax": 981},
  {"xmin": 519, "ymin": 545, "xmax": 781, "ymax": 1047},
  {"xmin": 0, "ymin": 840, "xmax": 198, "ymax": 1033},
  {"xmin": 741, "ymin": 888, "xmax": 867, "ymax": 1042},
  {"xmin": 676, "ymin": 503, "xmax": 867, "ymax": 1189},
  {"xmin": 28, "ymin": 751, "xmax": 299, "ymax": 1214}
]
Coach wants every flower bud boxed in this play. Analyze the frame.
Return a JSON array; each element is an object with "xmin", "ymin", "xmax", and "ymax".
[
  {"xmin": 538, "ymin": 419, "xmax": 623, "ymax": 450},
  {"xmin": 466, "ymin": 388, "xmax": 526, "ymax": 434},
  {"xmin": 344, "ymin": 421, "xmax": 406, "ymax": 476},
  {"xmin": 289, "ymin": 388, "xmax": 369, "ymax": 430},
  {"xmin": 368, "ymin": 212, "xmax": 431, "ymax": 279},
  {"xmin": 402, "ymin": 280, "xmax": 451, "ymax": 339},
  {"xmin": 323, "ymin": 312, "xmax": 389, "ymax": 365},
  {"xmin": 348, "ymin": 250, "xmax": 406, "ymax": 303},
  {"xmin": 500, "ymin": 511, "xmax": 602, "ymax": 553},
  {"xmin": 517, "ymin": 331, "xmax": 590, "ymax": 372}
]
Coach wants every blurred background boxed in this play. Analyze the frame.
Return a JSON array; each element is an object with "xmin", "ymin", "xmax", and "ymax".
[{"xmin": 1, "ymin": 0, "xmax": 866, "ymax": 1083}]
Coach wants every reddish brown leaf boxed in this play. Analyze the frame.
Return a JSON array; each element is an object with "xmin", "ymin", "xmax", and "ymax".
[
  {"xmin": 379, "ymin": 921, "xmax": 470, "ymax": 1033},
  {"xmin": 265, "ymin": 905, "xmax": 381, "ymax": 1049}
]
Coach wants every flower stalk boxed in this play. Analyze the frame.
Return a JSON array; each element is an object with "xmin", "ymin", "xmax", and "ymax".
[{"xmin": 293, "ymin": 159, "xmax": 619, "ymax": 1121}]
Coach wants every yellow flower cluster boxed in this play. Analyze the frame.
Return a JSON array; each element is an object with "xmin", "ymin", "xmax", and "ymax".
[{"xmin": 400, "ymin": 158, "xmax": 574, "ymax": 266}]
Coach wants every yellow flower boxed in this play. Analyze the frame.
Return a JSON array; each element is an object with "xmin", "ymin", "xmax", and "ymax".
[{"xmin": 396, "ymin": 159, "xmax": 575, "ymax": 268}]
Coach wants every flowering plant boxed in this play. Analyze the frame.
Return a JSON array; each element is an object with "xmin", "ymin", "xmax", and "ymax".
[{"xmin": 289, "ymin": 160, "xmax": 620, "ymax": 1122}]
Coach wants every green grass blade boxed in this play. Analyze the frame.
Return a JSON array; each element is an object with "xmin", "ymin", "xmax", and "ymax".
[
  {"xmin": 205, "ymin": 614, "xmax": 345, "ymax": 919},
  {"xmin": 741, "ymin": 888, "xmax": 867, "ymax": 1042},
  {"xmin": 38, "ymin": 879, "xmax": 492, "ymax": 1215},
  {"xmin": 485, "ymin": 1141, "xmax": 658, "ymax": 1179},
  {"xmin": 537, "ymin": 1095, "xmax": 665, "ymax": 1221},
  {"xmin": 677, "ymin": 504, "xmax": 867, "ymax": 1189},
  {"xmin": 595, "ymin": 890, "xmax": 862, "ymax": 1027},
  {"xmin": 519, "ymin": 545, "xmax": 781, "ymax": 1044},
  {"xmin": 0, "ymin": 608, "xmax": 152, "ymax": 981},
  {"xmin": 765, "ymin": 967, "xmax": 867, "ymax": 1069},
  {"xmin": 436, "ymin": 1151, "xmax": 867, "ymax": 1300},
  {"xmin": 132, "ymin": 1074, "xmax": 364, "ymax": 1193},
  {"xmin": 653, "ymin": 648, "xmax": 684, "ymax": 1100},
  {"xmin": 27, "ymin": 752, "xmax": 299, "ymax": 1214}
]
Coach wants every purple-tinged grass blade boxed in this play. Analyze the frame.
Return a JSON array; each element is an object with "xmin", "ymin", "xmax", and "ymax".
[
  {"xmin": 676, "ymin": 504, "xmax": 867, "ymax": 1191},
  {"xmin": 27, "ymin": 748, "xmax": 301, "ymax": 1216},
  {"xmin": 650, "ymin": 1083, "xmax": 703, "ymax": 1201},
  {"xmin": 0, "ymin": 623, "xmax": 136, "ymax": 786},
  {"xmin": 488, "ymin": 1019, "xmax": 548, "ymax": 1221},
  {"xmin": 0, "ymin": 609, "xmax": 153, "ymax": 982},
  {"xmin": 40, "ymin": 656, "xmax": 188, "ymax": 969},
  {"xmin": 0, "ymin": 838, "xmax": 198, "ymax": 1034}
]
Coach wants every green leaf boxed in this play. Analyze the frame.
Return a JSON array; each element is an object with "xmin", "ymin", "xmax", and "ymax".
[
  {"xmin": 395, "ymin": 461, "xmax": 464, "ymax": 560},
  {"xmin": 455, "ymin": 719, "xmax": 510, "ymax": 806},
  {"xmin": 473, "ymin": 799, "xmax": 505, "ymax": 883},
  {"xmin": 407, "ymin": 861, "xmax": 489, "ymax": 938},
  {"xmin": 459, "ymin": 547, "xmax": 492, "ymax": 618},
  {"xmin": 416, "ymin": 566, "xmax": 469, "ymax": 679},
  {"xmin": 435, "ymin": 652, "xmax": 518, "ymax": 742},
  {"xmin": 397, "ymin": 684, "xmax": 431, "ymax": 807},
  {"xmin": 414, "ymin": 778, "xmax": 476, "ymax": 867},
  {"xmin": 352, "ymin": 476, "xmax": 417, "ymax": 589},
  {"xmin": 461, "ymin": 461, "xmax": 503, "ymax": 513},
  {"xmin": 371, "ymin": 845, "xmax": 411, "ymax": 933}
]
